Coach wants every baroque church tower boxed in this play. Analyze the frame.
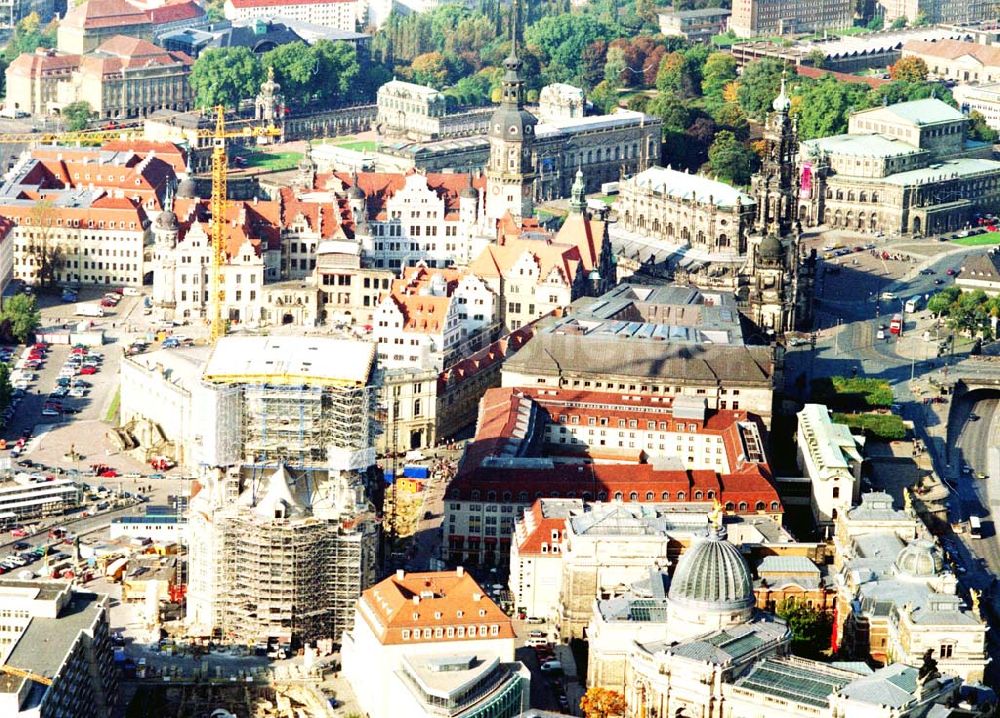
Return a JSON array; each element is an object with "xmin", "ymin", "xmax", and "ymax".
[
  {"xmin": 485, "ymin": 0, "xmax": 537, "ymax": 224},
  {"xmin": 747, "ymin": 77, "xmax": 812, "ymax": 334}
]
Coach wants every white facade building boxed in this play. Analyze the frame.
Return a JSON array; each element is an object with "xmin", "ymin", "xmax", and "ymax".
[
  {"xmin": 224, "ymin": 0, "xmax": 360, "ymax": 31},
  {"xmin": 373, "ymin": 265, "xmax": 497, "ymax": 372},
  {"xmin": 342, "ymin": 568, "xmax": 529, "ymax": 718},
  {"xmin": 796, "ymin": 403, "xmax": 863, "ymax": 525}
]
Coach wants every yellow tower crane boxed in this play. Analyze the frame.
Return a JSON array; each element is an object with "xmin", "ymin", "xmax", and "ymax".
[
  {"xmin": 0, "ymin": 107, "xmax": 280, "ymax": 342},
  {"xmin": 0, "ymin": 664, "xmax": 54, "ymax": 686}
]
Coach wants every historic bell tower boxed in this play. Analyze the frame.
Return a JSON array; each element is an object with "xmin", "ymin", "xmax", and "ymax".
[
  {"xmin": 746, "ymin": 76, "xmax": 810, "ymax": 334},
  {"xmin": 485, "ymin": 0, "xmax": 537, "ymax": 224}
]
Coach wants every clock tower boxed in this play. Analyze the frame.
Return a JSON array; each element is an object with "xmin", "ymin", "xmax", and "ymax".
[{"xmin": 485, "ymin": 0, "xmax": 537, "ymax": 224}]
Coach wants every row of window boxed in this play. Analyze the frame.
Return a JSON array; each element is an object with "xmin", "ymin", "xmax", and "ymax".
[
  {"xmin": 454, "ymin": 494, "xmax": 779, "ymax": 510},
  {"xmin": 400, "ymin": 624, "xmax": 499, "ymax": 640}
]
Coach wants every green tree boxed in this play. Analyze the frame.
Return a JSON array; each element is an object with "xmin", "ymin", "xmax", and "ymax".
[
  {"xmin": 3, "ymin": 12, "xmax": 56, "ymax": 62},
  {"xmin": 927, "ymin": 286, "xmax": 960, "ymax": 316},
  {"xmin": 0, "ymin": 293, "xmax": 41, "ymax": 344},
  {"xmin": 589, "ymin": 80, "xmax": 620, "ymax": 114},
  {"xmin": 648, "ymin": 93, "xmax": 691, "ymax": 133},
  {"xmin": 409, "ymin": 51, "xmax": 449, "ymax": 88},
  {"xmin": 312, "ymin": 40, "xmax": 360, "ymax": 105},
  {"xmin": 263, "ymin": 42, "xmax": 319, "ymax": 104},
  {"xmin": 62, "ymin": 101, "xmax": 94, "ymax": 131},
  {"xmin": 806, "ymin": 49, "xmax": 826, "ymax": 69},
  {"xmin": 189, "ymin": 47, "xmax": 264, "ymax": 110},
  {"xmin": 776, "ymin": 600, "xmax": 833, "ymax": 659},
  {"xmin": 795, "ymin": 76, "xmax": 871, "ymax": 140},
  {"xmin": 890, "ymin": 56, "xmax": 928, "ymax": 83},
  {"xmin": 444, "ymin": 73, "xmax": 493, "ymax": 107},
  {"xmin": 701, "ymin": 51, "xmax": 738, "ymax": 99},
  {"xmin": 525, "ymin": 13, "xmax": 613, "ymax": 85},
  {"xmin": 736, "ymin": 58, "xmax": 787, "ymax": 120},
  {"xmin": 708, "ymin": 130, "xmax": 755, "ymax": 185},
  {"xmin": 0, "ymin": 363, "xmax": 12, "ymax": 413},
  {"xmin": 603, "ymin": 45, "xmax": 626, "ymax": 87},
  {"xmin": 867, "ymin": 14, "xmax": 885, "ymax": 30},
  {"xmin": 968, "ymin": 111, "xmax": 999, "ymax": 144}
]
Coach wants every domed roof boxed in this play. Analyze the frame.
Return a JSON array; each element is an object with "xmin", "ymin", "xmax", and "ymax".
[
  {"xmin": 895, "ymin": 539, "xmax": 943, "ymax": 577},
  {"xmin": 772, "ymin": 76, "xmax": 791, "ymax": 113},
  {"xmin": 760, "ymin": 233, "xmax": 783, "ymax": 259},
  {"xmin": 155, "ymin": 209, "xmax": 178, "ymax": 231},
  {"xmin": 668, "ymin": 525, "xmax": 753, "ymax": 612},
  {"xmin": 489, "ymin": 106, "xmax": 538, "ymax": 143},
  {"xmin": 176, "ymin": 176, "xmax": 197, "ymax": 199}
]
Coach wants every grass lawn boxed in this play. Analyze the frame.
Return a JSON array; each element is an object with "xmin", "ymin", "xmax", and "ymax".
[
  {"xmin": 104, "ymin": 389, "xmax": 120, "ymax": 424},
  {"xmin": 952, "ymin": 232, "xmax": 1000, "ymax": 246},
  {"xmin": 597, "ymin": 195, "xmax": 617, "ymax": 206},
  {"xmin": 333, "ymin": 139, "xmax": 378, "ymax": 152},
  {"xmin": 241, "ymin": 150, "xmax": 302, "ymax": 172}
]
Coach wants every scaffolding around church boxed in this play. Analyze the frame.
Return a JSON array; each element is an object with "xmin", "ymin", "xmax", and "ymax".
[{"xmin": 216, "ymin": 506, "xmax": 376, "ymax": 647}]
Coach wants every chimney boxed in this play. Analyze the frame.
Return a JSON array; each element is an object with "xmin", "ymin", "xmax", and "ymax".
[
  {"xmin": 396, "ymin": 569, "xmax": 404, "ymax": 580},
  {"xmin": 456, "ymin": 566, "xmax": 464, "ymax": 577}
]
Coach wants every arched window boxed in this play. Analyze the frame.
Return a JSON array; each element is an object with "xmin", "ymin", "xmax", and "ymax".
[
  {"xmin": 614, "ymin": 491, "xmax": 623, "ymax": 500},
  {"xmin": 598, "ymin": 492, "xmax": 607, "ymax": 501},
  {"xmin": 502, "ymin": 491, "xmax": 511, "ymax": 501},
  {"xmin": 645, "ymin": 492, "xmax": 654, "ymax": 500},
  {"xmin": 518, "ymin": 491, "xmax": 528, "ymax": 502},
  {"xmin": 755, "ymin": 501, "xmax": 766, "ymax": 511},
  {"xmin": 677, "ymin": 491, "xmax": 686, "ymax": 501},
  {"xmin": 738, "ymin": 501, "xmax": 748, "ymax": 511},
  {"xmin": 695, "ymin": 491, "xmax": 703, "ymax": 500},
  {"xmin": 487, "ymin": 491, "xmax": 496, "ymax": 502},
  {"xmin": 718, "ymin": 234, "xmax": 729, "ymax": 248},
  {"xmin": 471, "ymin": 490, "xmax": 480, "ymax": 501},
  {"xmin": 662, "ymin": 492, "xmax": 670, "ymax": 500},
  {"xmin": 770, "ymin": 501, "xmax": 779, "ymax": 511},
  {"xmin": 725, "ymin": 502, "xmax": 735, "ymax": 511},
  {"xmin": 629, "ymin": 491, "xmax": 638, "ymax": 501}
]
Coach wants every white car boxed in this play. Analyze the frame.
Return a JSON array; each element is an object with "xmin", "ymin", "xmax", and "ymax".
[{"xmin": 880, "ymin": 292, "xmax": 896, "ymax": 301}]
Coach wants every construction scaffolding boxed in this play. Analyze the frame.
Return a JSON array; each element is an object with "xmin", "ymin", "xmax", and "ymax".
[
  {"xmin": 240, "ymin": 383, "xmax": 377, "ymax": 469},
  {"xmin": 217, "ymin": 508, "xmax": 377, "ymax": 648}
]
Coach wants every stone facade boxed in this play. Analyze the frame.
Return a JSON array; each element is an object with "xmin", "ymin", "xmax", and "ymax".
[
  {"xmin": 802, "ymin": 98, "xmax": 1000, "ymax": 236},
  {"xmin": 730, "ymin": 0, "xmax": 852, "ymax": 37}
]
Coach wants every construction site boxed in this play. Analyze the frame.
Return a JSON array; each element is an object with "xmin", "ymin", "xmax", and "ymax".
[
  {"xmin": 178, "ymin": 336, "xmax": 384, "ymax": 651},
  {"xmin": 216, "ymin": 480, "xmax": 378, "ymax": 648}
]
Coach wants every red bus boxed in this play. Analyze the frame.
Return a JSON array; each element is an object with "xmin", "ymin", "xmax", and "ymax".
[{"xmin": 890, "ymin": 314, "xmax": 903, "ymax": 335}]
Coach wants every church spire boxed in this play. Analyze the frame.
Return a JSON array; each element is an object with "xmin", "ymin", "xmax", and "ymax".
[
  {"xmin": 500, "ymin": 0, "xmax": 524, "ymax": 109},
  {"xmin": 569, "ymin": 167, "xmax": 586, "ymax": 214}
]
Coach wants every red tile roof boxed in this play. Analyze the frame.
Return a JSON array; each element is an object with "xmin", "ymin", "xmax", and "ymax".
[
  {"xmin": 358, "ymin": 569, "xmax": 515, "ymax": 645},
  {"xmin": 6, "ymin": 51, "xmax": 81, "ymax": 77},
  {"xmin": 903, "ymin": 38, "xmax": 1000, "ymax": 68},
  {"xmin": 448, "ymin": 387, "xmax": 781, "ymax": 514},
  {"xmin": 62, "ymin": 0, "xmax": 151, "ymax": 30},
  {"xmin": 147, "ymin": 0, "xmax": 204, "ymax": 23},
  {"xmin": 229, "ymin": 0, "xmax": 353, "ymax": 6}
]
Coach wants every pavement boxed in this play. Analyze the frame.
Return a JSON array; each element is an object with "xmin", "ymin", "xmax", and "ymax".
[{"xmin": 785, "ymin": 226, "xmax": 1000, "ymax": 686}]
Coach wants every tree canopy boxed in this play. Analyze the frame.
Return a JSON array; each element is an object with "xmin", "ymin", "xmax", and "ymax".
[
  {"xmin": 708, "ymin": 130, "xmax": 756, "ymax": 186},
  {"xmin": 189, "ymin": 47, "xmax": 265, "ymax": 110},
  {"xmin": 795, "ymin": 76, "xmax": 871, "ymax": 140},
  {"xmin": 890, "ymin": 56, "xmax": 929, "ymax": 83},
  {"xmin": 928, "ymin": 287, "xmax": 1000, "ymax": 339},
  {"xmin": 776, "ymin": 600, "xmax": 833, "ymax": 660},
  {"xmin": 62, "ymin": 101, "xmax": 94, "ymax": 131},
  {"xmin": 0, "ymin": 293, "xmax": 41, "ymax": 344},
  {"xmin": 580, "ymin": 687, "xmax": 627, "ymax": 718}
]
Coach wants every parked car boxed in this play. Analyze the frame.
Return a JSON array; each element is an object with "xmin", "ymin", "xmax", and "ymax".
[{"xmin": 79, "ymin": 366, "xmax": 98, "ymax": 375}]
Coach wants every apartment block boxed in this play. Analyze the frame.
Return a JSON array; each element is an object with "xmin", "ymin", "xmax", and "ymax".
[{"xmin": 730, "ymin": 0, "xmax": 852, "ymax": 37}]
